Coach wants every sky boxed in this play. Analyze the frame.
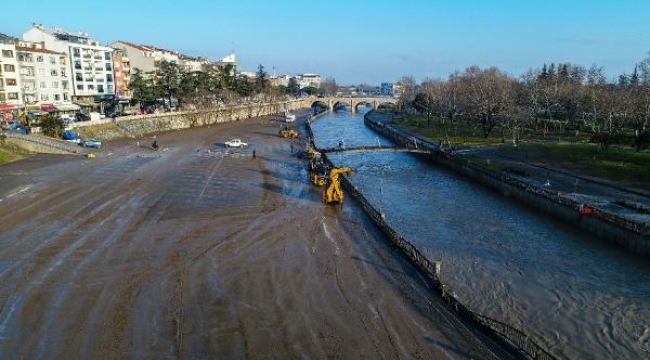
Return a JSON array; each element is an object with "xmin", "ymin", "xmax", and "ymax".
[{"xmin": 3, "ymin": 0, "xmax": 650, "ymax": 85}]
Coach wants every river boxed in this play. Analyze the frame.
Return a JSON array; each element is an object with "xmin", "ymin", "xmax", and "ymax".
[{"xmin": 312, "ymin": 108, "xmax": 650, "ymax": 360}]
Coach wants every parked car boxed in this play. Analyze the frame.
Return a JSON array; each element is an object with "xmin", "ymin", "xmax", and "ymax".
[
  {"xmin": 75, "ymin": 113, "xmax": 89, "ymax": 122},
  {"xmin": 2, "ymin": 120, "xmax": 21, "ymax": 129},
  {"xmin": 62, "ymin": 130, "xmax": 81, "ymax": 143},
  {"xmin": 79, "ymin": 139, "xmax": 102, "ymax": 149},
  {"xmin": 224, "ymin": 138, "xmax": 248, "ymax": 148}
]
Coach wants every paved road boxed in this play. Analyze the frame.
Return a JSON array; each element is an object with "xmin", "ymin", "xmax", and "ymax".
[{"xmin": 0, "ymin": 115, "xmax": 521, "ymax": 359}]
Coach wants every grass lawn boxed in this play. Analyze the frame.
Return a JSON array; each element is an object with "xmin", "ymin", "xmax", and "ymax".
[{"xmin": 392, "ymin": 114, "xmax": 650, "ymax": 190}]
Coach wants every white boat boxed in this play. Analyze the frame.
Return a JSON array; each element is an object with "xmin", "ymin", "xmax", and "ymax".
[{"xmin": 284, "ymin": 110, "xmax": 296, "ymax": 122}]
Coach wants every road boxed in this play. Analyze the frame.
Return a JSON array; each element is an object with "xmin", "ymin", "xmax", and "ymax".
[{"xmin": 0, "ymin": 114, "xmax": 520, "ymax": 359}]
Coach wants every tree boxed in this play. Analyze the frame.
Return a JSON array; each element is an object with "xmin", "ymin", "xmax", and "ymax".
[
  {"xmin": 255, "ymin": 64, "xmax": 269, "ymax": 93},
  {"xmin": 129, "ymin": 68, "xmax": 159, "ymax": 110},
  {"xmin": 39, "ymin": 114, "xmax": 64, "ymax": 138},
  {"xmin": 412, "ymin": 92, "xmax": 432, "ymax": 125},
  {"xmin": 155, "ymin": 60, "xmax": 184, "ymax": 109},
  {"xmin": 179, "ymin": 70, "xmax": 216, "ymax": 108},
  {"xmin": 320, "ymin": 77, "xmax": 338, "ymax": 96},
  {"xmin": 397, "ymin": 76, "xmax": 417, "ymax": 113},
  {"xmin": 287, "ymin": 78, "xmax": 300, "ymax": 96}
]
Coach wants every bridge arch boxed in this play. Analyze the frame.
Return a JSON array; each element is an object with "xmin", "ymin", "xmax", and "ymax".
[{"xmin": 304, "ymin": 97, "xmax": 396, "ymax": 114}]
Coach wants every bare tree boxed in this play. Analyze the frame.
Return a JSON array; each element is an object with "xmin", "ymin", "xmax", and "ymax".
[
  {"xmin": 320, "ymin": 77, "xmax": 338, "ymax": 96},
  {"xmin": 398, "ymin": 76, "xmax": 417, "ymax": 114}
]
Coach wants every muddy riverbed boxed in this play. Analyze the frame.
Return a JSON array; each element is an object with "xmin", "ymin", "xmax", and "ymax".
[{"xmin": 0, "ymin": 114, "xmax": 519, "ymax": 359}]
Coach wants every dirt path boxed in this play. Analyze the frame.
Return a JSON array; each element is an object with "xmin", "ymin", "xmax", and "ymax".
[{"xmin": 0, "ymin": 114, "xmax": 519, "ymax": 359}]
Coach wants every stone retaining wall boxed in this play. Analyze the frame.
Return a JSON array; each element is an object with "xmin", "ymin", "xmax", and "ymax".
[{"xmin": 73, "ymin": 100, "xmax": 303, "ymax": 141}]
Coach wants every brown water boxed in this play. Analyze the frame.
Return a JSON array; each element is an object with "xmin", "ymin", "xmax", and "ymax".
[{"xmin": 316, "ymin": 110, "xmax": 650, "ymax": 360}]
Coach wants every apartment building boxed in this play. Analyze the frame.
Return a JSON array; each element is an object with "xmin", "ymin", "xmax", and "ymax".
[
  {"xmin": 0, "ymin": 42, "xmax": 23, "ymax": 120},
  {"xmin": 295, "ymin": 73, "xmax": 321, "ymax": 88},
  {"xmin": 23, "ymin": 24, "xmax": 115, "ymax": 105},
  {"xmin": 15, "ymin": 41, "xmax": 72, "ymax": 110},
  {"xmin": 112, "ymin": 49, "xmax": 131, "ymax": 102},
  {"xmin": 110, "ymin": 41, "xmax": 179, "ymax": 74}
]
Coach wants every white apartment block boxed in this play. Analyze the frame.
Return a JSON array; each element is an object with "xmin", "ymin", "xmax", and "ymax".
[
  {"xmin": 111, "ymin": 41, "xmax": 180, "ymax": 74},
  {"xmin": 15, "ymin": 41, "xmax": 71, "ymax": 106},
  {"xmin": 0, "ymin": 43, "xmax": 23, "ymax": 107},
  {"xmin": 295, "ymin": 73, "xmax": 321, "ymax": 88},
  {"xmin": 180, "ymin": 56, "xmax": 209, "ymax": 73},
  {"xmin": 23, "ymin": 24, "xmax": 114, "ymax": 102}
]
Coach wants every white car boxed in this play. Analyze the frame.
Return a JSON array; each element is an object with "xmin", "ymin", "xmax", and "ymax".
[{"xmin": 224, "ymin": 138, "xmax": 248, "ymax": 148}]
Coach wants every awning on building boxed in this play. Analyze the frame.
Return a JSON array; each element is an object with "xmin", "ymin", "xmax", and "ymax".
[
  {"xmin": 27, "ymin": 110, "xmax": 49, "ymax": 116},
  {"xmin": 40, "ymin": 103, "xmax": 55, "ymax": 111},
  {"xmin": 54, "ymin": 103, "xmax": 81, "ymax": 112},
  {"xmin": 0, "ymin": 104, "xmax": 25, "ymax": 111}
]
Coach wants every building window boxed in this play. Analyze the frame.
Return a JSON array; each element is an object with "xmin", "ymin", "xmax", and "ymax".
[
  {"xmin": 39, "ymin": 68, "xmax": 46, "ymax": 75},
  {"xmin": 0, "ymin": 94, "xmax": 5, "ymax": 101},
  {"xmin": 75, "ymin": 73, "xmax": 83, "ymax": 81},
  {"xmin": 63, "ymin": 93, "xmax": 69, "ymax": 101},
  {"xmin": 77, "ymin": 84, "xmax": 84, "ymax": 90},
  {"xmin": 106, "ymin": 74, "xmax": 113, "ymax": 82},
  {"xmin": 40, "ymin": 94, "xmax": 49, "ymax": 101},
  {"xmin": 107, "ymin": 84, "xmax": 114, "ymax": 93},
  {"xmin": 105, "ymin": 63, "xmax": 112, "ymax": 71},
  {"xmin": 61, "ymin": 68, "xmax": 67, "ymax": 77},
  {"xmin": 88, "ymin": 84, "xmax": 95, "ymax": 91},
  {"xmin": 74, "ymin": 60, "xmax": 81, "ymax": 70},
  {"xmin": 6, "ymin": 78, "xmax": 17, "ymax": 86},
  {"xmin": 36, "ymin": 55, "xmax": 44, "ymax": 62},
  {"xmin": 51, "ymin": 69, "xmax": 58, "ymax": 76},
  {"xmin": 40, "ymin": 81, "xmax": 47, "ymax": 89},
  {"xmin": 2, "ymin": 50, "xmax": 14, "ymax": 58},
  {"xmin": 73, "ymin": 48, "xmax": 80, "ymax": 57},
  {"xmin": 52, "ymin": 81, "xmax": 59, "ymax": 88},
  {"xmin": 105, "ymin": 52, "xmax": 111, "ymax": 60},
  {"xmin": 54, "ymin": 94, "xmax": 61, "ymax": 101},
  {"xmin": 62, "ymin": 80, "xmax": 69, "ymax": 89},
  {"xmin": 8, "ymin": 92, "xmax": 19, "ymax": 100},
  {"xmin": 49, "ymin": 56, "xmax": 56, "ymax": 64},
  {"xmin": 3, "ymin": 64, "xmax": 15, "ymax": 72}
]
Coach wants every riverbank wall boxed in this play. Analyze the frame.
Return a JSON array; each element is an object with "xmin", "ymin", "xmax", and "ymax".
[
  {"xmin": 364, "ymin": 111, "xmax": 650, "ymax": 256},
  {"xmin": 71, "ymin": 100, "xmax": 305, "ymax": 141}
]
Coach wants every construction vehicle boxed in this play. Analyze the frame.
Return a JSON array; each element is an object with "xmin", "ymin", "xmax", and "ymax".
[
  {"xmin": 279, "ymin": 125, "xmax": 299, "ymax": 138},
  {"xmin": 305, "ymin": 146, "xmax": 320, "ymax": 159},
  {"xmin": 322, "ymin": 166, "xmax": 353, "ymax": 204},
  {"xmin": 309, "ymin": 155, "xmax": 329, "ymax": 187}
]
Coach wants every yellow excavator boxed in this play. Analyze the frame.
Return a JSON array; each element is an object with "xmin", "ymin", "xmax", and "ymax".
[
  {"xmin": 309, "ymin": 156, "xmax": 328, "ymax": 187},
  {"xmin": 305, "ymin": 146, "xmax": 321, "ymax": 159},
  {"xmin": 279, "ymin": 125, "xmax": 299, "ymax": 138},
  {"xmin": 322, "ymin": 166, "xmax": 353, "ymax": 204}
]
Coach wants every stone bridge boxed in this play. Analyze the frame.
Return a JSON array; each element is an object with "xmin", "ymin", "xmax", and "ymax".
[{"xmin": 301, "ymin": 97, "xmax": 397, "ymax": 114}]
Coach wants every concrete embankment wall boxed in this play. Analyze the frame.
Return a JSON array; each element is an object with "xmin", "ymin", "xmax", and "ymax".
[
  {"xmin": 364, "ymin": 111, "xmax": 650, "ymax": 256},
  {"xmin": 74, "ymin": 100, "xmax": 303, "ymax": 141}
]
